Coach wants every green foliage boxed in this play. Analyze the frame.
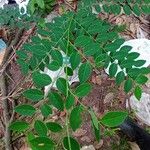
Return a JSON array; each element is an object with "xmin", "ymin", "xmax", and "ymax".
[
  {"xmin": 23, "ymin": 89, "xmax": 44, "ymax": 101},
  {"xmin": 14, "ymin": 104, "xmax": 36, "ymax": 116},
  {"xmin": 34, "ymin": 120, "xmax": 48, "ymax": 136},
  {"xmin": 40, "ymin": 104, "xmax": 52, "ymax": 117},
  {"xmin": 100, "ymin": 111, "xmax": 128, "ymax": 127},
  {"xmin": 7, "ymin": 0, "xmax": 150, "ymax": 149},
  {"xmin": 63, "ymin": 137, "xmax": 80, "ymax": 150},
  {"xmin": 9, "ymin": 121, "xmax": 29, "ymax": 132},
  {"xmin": 28, "ymin": 0, "xmax": 56, "ymax": 15},
  {"xmin": 46, "ymin": 122, "xmax": 63, "ymax": 132},
  {"xmin": 70, "ymin": 106, "xmax": 83, "ymax": 131},
  {"xmin": 29, "ymin": 137, "xmax": 54, "ymax": 150},
  {"xmin": 75, "ymin": 83, "xmax": 92, "ymax": 98}
]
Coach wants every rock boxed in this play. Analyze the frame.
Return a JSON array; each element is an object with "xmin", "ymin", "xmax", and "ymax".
[
  {"xmin": 81, "ymin": 145, "xmax": 95, "ymax": 150},
  {"xmin": 127, "ymin": 92, "xmax": 150, "ymax": 126}
]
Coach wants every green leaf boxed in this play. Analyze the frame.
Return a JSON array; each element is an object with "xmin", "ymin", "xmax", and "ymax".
[
  {"xmin": 9, "ymin": 121, "xmax": 29, "ymax": 132},
  {"xmin": 64, "ymin": 67, "xmax": 73, "ymax": 76},
  {"xmin": 51, "ymin": 50, "xmax": 63, "ymax": 66},
  {"xmin": 56, "ymin": 78, "xmax": 68, "ymax": 95},
  {"xmin": 47, "ymin": 61, "xmax": 60, "ymax": 71},
  {"xmin": 32, "ymin": 72, "xmax": 52, "ymax": 88},
  {"xmin": 115, "ymin": 71, "xmax": 125, "ymax": 85},
  {"xmin": 110, "ymin": 4, "xmax": 121, "ymax": 15},
  {"xmin": 78, "ymin": 62, "xmax": 92, "ymax": 83},
  {"xmin": 134, "ymin": 86, "xmax": 142, "ymax": 101},
  {"xmin": 127, "ymin": 52, "xmax": 140, "ymax": 60},
  {"xmin": 132, "ymin": 4, "xmax": 141, "ymax": 16},
  {"xmin": 109, "ymin": 63, "xmax": 118, "ymax": 78},
  {"xmin": 16, "ymin": 50, "xmax": 28, "ymax": 60},
  {"xmin": 34, "ymin": 120, "xmax": 47, "ymax": 137},
  {"xmin": 40, "ymin": 104, "xmax": 52, "ymax": 117},
  {"xmin": 123, "ymin": 5, "xmax": 131, "ymax": 15},
  {"xmin": 14, "ymin": 104, "xmax": 36, "ymax": 116},
  {"xmin": 75, "ymin": 35, "xmax": 92, "ymax": 47},
  {"xmin": 70, "ymin": 106, "xmax": 83, "ymax": 131},
  {"xmin": 135, "ymin": 75, "xmax": 148, "ymax": 85},
  {"xmin": 124, "ymin": 79, "xmax": 133, "ymax": 93},
  {"xmin": 63, "ymin": 137, "xmax": 80, "ymax": 150},
  {"xmin": 23, "ymin": 89, "xmax": 44, "ymax": 101},
  {"xmin": 133, "ymin": 60, "xmax": 146, "ymax": 67},
  {"xmin": 89, "ymin": 110, "xmax": 99, "ymax": 130},
  {"xmin": 91, "ymin": 120, "xmax": 100, "ymax": 142},
  {"xmin": 70, "ymin": 52, "xmax": 81, "ymax": 70},
  {"xmin": 75, "ymin": 83, "xmax": 92, "ymax": 98},
  {"xmin": 101, "ymin": 111, "xmax": 128, "ymax": 127},
  {"xmin": 95, "ymin": 5, "xmax": 101, "ymax": 13},
  {"xmin": 46, "ymin": 122, "xmax": 63, "ymax": 132},
  {"xmin": 36, "ymin": 0, "xmax": 45, "ymax": 9},
  {"xmin": 84, "ymin": 43, "xmax": 100, "ymax": 56},
  {"xmin": 30, "ymin": 137, "xmax": 54, "ymax": 150},
  {"xmin": 48, "ymin": 92, "xmax": 64, "ymax": 111},
  {"xmin": 17, "ymin": 59, "xmax": 29, "ymax": 75},
  {"xmin": 65, "ymin": 94, "xmax": 75, "ymax": 110}
]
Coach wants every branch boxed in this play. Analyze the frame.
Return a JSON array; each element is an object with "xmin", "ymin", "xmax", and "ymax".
[{"xmin": 0, "ymin": 28, "xmax": 24, "ymax": 150}]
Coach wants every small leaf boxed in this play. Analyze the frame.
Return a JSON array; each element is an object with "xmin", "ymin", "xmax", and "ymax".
[
  {"xmin": 46, "ymin": 122, "xmax": 63, "ymax": 132},
  {"xmin": 48, "ymin": 92, "xmax": 64, "ymax": 111},
  {"xmin": 133, "ymin": 60, "xmax": 146, "ymax": 67},
  {"xmin": 95, "ymin": 5, "xmax": 101, "ymax": 13},
  {"xmin": 123, "ymin": 5, "xmax": 131, "ymax": 15},
  {"xmin": 23, "ymin": 89, "xmax": 43, "ymax": 102},
  {"xmin": 63, "ymin": 137, "xmax": 80, "ymax": 150},
  {"xmin": 78, "ymin": 62, "xmax": 92, "ymax": 83},
  {"xmin": 36, "ymin": 0, "xmax": 45, "ymax": 9},
  {"xmin": 32, "ymin": 72, "xmax": 52, "ymax": 88},
  {"xmin": 30, "ymin": 137, "xmax": 54, "ymax": 150},
  {"xmin": 135, "ymin": 75, "xmax": 148, "ymax": 85},
  {"xmin": 89, "ymin": 110, "xmax": 99, "ymax": 130},
  {"xmin": 70, "ymin": 106, "xmax": 83, "ymax": 131},
  {"xmin": 17, "ymin": 59, "xmax": 29, "ymax": 75},
  {"xmin": 75, "ymin": 83, "xmax": 92, "ymax": 98},
  {"xmin": 101, "ymin": 111, "xmax": 128, "ymax": 127},
  {"xmin": 132, "ymin": 4, "xmax": 141, "ymax": 16},
  {"xmin": 115, "ymin": 71, "xmax": 125, "ymax": 85},
  {"xmin": 56, "ymin": 78, "xmax": 68, "ymax": 95},
  {"xmin": 109, "ymin": 63, "xmax": 118, "ymax": 78},
  {"xmin": 124, "ymin": 79, "xmax": 133, "ymax": 93},
  {"xmin": 134, "ymin": 86, "xmax": 142, "ymax": 100},
  {"xmin": 51, "ymin": 50, "xmax": 63, "ymax": 66},
  {"xmin": 64, "ymin": 67, "xmax": 73, "ymax": 76},
  {"xmin": 40, "ymin": 104, "xmax": 52, "ymax": 117},
  {"xmin": 14, "ymin": 104, "xmax": 36, "ymax": 116},
  {"xmin": 9, "ymin": 121, "xmax": 29, "ymax": 132},
  {"xmin": 70, "ymin": 52, "xmax": 81, "ymax": 70},
  {"xmin": 47, "ymin": 61, "xmax": 60, "ymax": 71},
  {"xmin": 91, "ymin": 120, "xmax": 100, "ymax": 142},
  {"xmin": 127, "ymin": 52, "xmax": 140, "ymax": 60},
  {"xmin": 34, "ymin": 120, "xmax": 47, "ymax": 136},
  {"xmin": 65, "ymin": 94, "xmax": 75, "ymax": 110},
  {"xmin": 75, "ymin": 35, "xmax": 91, "ymax": 47}
]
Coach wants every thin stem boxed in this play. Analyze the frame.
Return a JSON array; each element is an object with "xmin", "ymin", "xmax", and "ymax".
[{"xmin": 64, "ymin": 15, "xmax": 74, "ymax": 150}]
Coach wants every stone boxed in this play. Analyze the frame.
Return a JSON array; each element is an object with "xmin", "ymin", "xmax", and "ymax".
[{"xmin": 81, "ymin": 145, "xmax": 95, "ymax": 150}]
